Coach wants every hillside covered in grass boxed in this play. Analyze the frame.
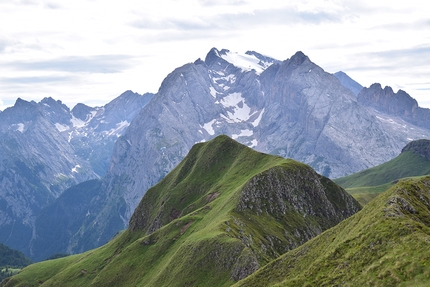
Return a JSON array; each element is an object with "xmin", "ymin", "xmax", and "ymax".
[
  {"xmin": 2, "ymin": 135, "xmax": 360, "ymax": 287},
  {"xmin": 235, "ymin": 175, "xmax": 430, "ymax": 287},
  {"xmin": 335, "ymin": 139, "xmax": 430, "ymax": 205}
]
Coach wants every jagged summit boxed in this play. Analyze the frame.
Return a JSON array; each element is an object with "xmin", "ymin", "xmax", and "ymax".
[
  {"xmin": 287, "ymin": 50, "xmax": 309, "ymax": 65},
  {"xmin": 13, "ymin": 97, "xmax": 35, "ymax": 108},
  {"xmin": 204, "ymin": 47, "xmax": 279, "ymax": 74},
  {"xmin": 358, "ymin": 82, "xmax": 430, "ymax": 129},
  {"xmin": 71, "ymin": 103, "xmax": 93, "ymax": 121},
  {"xmin": 358, "ymin": 83, "xmax": 419, "ymax": 114}
]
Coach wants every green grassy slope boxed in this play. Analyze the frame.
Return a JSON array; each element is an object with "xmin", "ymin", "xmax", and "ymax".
[
  {"xmin": 3, "ymin": 135, "xmax": 360, "ymax": 287},
  {"xmin": 234, "ymin": 175, "xmax": 430, "ymax": 287},
  {"xmin": 335, "ymin": 150, "xmax": 430, "ymax": 205}
]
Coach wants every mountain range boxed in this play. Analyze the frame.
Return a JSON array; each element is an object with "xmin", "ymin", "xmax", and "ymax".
[
  {"xmin": 2, "ymin": 47, "xmax": 430, "ymax": 261},
  {"xmin": 0, "ymin": 91, "xmax": 153, "ymax": 256},
  {"xmin": 63, "ymin": 48, "xmax": 430, "ymax": 258}
]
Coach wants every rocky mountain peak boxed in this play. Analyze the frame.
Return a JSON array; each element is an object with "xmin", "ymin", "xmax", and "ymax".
[
  {"xmin": 288, "ymin": 50, "xmax": 309, "ymax": 66},
  {"xmin": 39, "ymin": 97, "xmax": 72, "ymax": 125},
  {"xmin": 71, "ymin": 103, "xmax": 94, "ymax": 121},
  {"xmin": 40, "ymin": 97, "xmax": 68, "ymax": 109},
  {"xmin": 204, "ymin": 47, "xmax": 223, "ymax": 66},
  {"xmin": 334, "ymin": 71, "xmax": 363, "ymax": 96},
  {"xmin": 204, "ymin": 47, "xmax": 278, "ymax": 74},
  {"xmin": 357, "ymin": 82, "xmax": 430, "ymax": 129},
  {"xmin": 357, "ymin": 83, "xmax": 419, "ymax": 116},
  {"xmin": 401, "ymin": 139, "xmax": 430, "ymax": 161}
]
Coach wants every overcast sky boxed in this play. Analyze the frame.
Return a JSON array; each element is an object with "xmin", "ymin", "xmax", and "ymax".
[{"xmin": 1, "ymin": 0, "xmax": 429, "ymax": 110}]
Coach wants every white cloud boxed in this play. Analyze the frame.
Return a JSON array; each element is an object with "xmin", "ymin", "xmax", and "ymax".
[{"xmin": 0, "ymin": 0, "xmax": 428, "ymax": 110}]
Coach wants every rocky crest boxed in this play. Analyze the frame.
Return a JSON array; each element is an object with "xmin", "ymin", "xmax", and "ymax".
[{"xmin": 358, "ymin": 83, "xmax": 430, "ymax": 129}]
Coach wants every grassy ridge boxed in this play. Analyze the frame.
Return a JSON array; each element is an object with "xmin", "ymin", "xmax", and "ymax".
[
  {"xmin": 4, "ymin": 135, "xmax": 360, "ymax": 287},
  {"xmin": 234, "ymin": 176, "xmax": 430, "ymax": 287},
  {"xmin": 3, "ymin": 135, "xmax": 284, "ymax": 286},
  {"xmin": 335, "ymin": 151, "xmax": 430, "ymax": 205}
]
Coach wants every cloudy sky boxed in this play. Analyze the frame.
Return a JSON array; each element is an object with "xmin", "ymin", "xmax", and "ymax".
[{"xmin": 1, "ymin": 0, "xmax": 429, "ymax": 110}]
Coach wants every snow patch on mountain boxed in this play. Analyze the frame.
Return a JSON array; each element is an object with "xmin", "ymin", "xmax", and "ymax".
[
  {"xmin": 218, "ymin": 92, "xmax": 252, "ymax": 123},
  {"xmin": 72, "ymin": 165, "xmax": 81, "ymax": 173},
  {"xmin": 209, "ymin": 87, "xmax": 218, "ymax": 98},
  {"xmin": 103, "ymin": 120, "xmax": 130, "ymax": 137},
  {"xmin": 251, "ymin": 108, "xmax": 265, "ymax": 127},
  {"xmin": 13, "ymin": 123, "xmax": 25, "ymax": 133},
  {"xmin": 71, "ymin": 116, "xmax": 86, "ymax": 128},
  {"xmin": 220, "ymin": 51, "xmax": 267, "ymax": 74},
  {"xmin": 219, "ymin": 92, "xmax": 243, "ymax": 108},
  {"xmin": 201, "ymin": 119, "xmax": 216, "ymax": 135},
  {"xmin": 55, "ymin": 123, "xmax": 70, "ymax": 132}
]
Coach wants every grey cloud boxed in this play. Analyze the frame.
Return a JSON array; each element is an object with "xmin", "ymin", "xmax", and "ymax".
[
  {"xmin": 16, "ymin": 0, "xmax": 39, "ymax": 6},
  {"xmin": 0, "ymin": 75, "xmax": 74, "ymax": 85},
  {"xmin": 5, "ymin": 55, "xmax": 136, "ymax": 73},
  {"xmin": 44, "ymin": 2, "xmax": 63, "ymax": 9},
  {"xmin": 131, "ymin": 17, "xmax": 213, "ymax": 31},
  {"xmin": 369, "ymin": 46, "xmax": 430, "ymax": 65},
  {"xmin": 343, "ymin": 46, "xmax": 430, "ymax": 73},
  {"xmin": 130, "ymin": 6, "xmax": 346, "ymax": 31},
  {"xmin": 343, "ymin": 65, "xmax": 396, "ymax": 72},
  {"xmin": 198, "ymin": 0, "xmax": 247, "ymax": 7},
  {"xmin": 244, "ymin": 7, "xmax": 343, "ymax": 25},
  {"xmin": 370, "ymin": 19, "xmax": 430, "ymax": 31},
  {"xmin": 0, "ymin": 39, "xmax": 7, "ymax": 52}
]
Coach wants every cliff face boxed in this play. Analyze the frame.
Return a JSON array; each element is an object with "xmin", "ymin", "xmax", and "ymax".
[
  {"xmin": 235, "ymin": 175, "xmax": 430, "ymax": 287},
  {"xmin": 358, "ymin": 83, "xmax": 430, "ymax": 129}
]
